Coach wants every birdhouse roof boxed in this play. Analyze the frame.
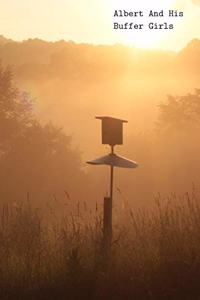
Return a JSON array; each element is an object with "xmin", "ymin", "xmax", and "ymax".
[{"xmin": 95, "ymin": 116, "xmax": 128, "ymax": 123}]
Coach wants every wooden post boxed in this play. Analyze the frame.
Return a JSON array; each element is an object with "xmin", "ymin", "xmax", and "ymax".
[
  {"xmin": 103, "ymin": 197, "xmax": 112, "ymax": 249},
  {"xmin": 103, "ymin": 145, "xmax": 114, "ymax": 258}
]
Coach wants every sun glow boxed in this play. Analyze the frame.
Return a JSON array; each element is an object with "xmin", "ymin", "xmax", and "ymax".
[
  {"xmin": 110, "ymin": 0, "xmax": 177, "ymax": 49},
  {"xmin": 0, "ymin": 0, "xmax": 199, "ymax": 51}
]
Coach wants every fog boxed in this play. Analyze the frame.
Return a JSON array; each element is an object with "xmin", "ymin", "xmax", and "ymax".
[{"xmin": 0, "ymin": 35, "xmax": 200, "ymax": 210}]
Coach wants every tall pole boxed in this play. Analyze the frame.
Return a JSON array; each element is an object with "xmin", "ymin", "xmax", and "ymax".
[
  {"xmin": 103, "ymin": 145, "xmax": 114, "ymax": 260},
  {"xmin": 109, "ymin": 145, "xmax": 114, "ymax": 233},
  {"xmin": 110, "ymin": 146, "xmax": 114, "ymax": 199}
]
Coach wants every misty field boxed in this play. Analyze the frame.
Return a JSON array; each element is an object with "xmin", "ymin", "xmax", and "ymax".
[
  {"xmin": 0, "ymin": 192, "xmax": 200, "ymax": 300},
  {"xmin": 1, "ymin": 38, "xmax": 200, "ymax": 299}
]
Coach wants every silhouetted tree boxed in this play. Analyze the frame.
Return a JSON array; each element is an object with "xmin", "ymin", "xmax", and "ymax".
[
  {"xmin": 0, "ymin": 65, "xmax": 34, "ymax": 152},
  {"xmin": 157, "ymin": 89, "xmax": 200, "ymax": 133},
  {"xmin": 0, "ymin": 64, "xmax": 85, "ymax": 205}
]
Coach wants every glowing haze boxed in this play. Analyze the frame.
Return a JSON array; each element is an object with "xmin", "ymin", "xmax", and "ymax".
[{"xmin": 0, "ymin": 0, "xmax": 200, "ymax": 50}]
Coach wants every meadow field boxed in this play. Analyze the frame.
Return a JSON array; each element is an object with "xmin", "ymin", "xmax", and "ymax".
[{"xmin": 0, "ymin": 191, "xmax": 200, "ymax": 300}]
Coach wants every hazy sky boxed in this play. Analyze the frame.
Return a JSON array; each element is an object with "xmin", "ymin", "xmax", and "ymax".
[{"xmin": 0, "ymin": 0, "xmax": 200, "ymax": 50}]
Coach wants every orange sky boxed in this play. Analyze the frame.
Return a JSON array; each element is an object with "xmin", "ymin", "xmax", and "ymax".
[{"xmin": 0, "ymin": 0, "xmax": 200, "ymax": 50}]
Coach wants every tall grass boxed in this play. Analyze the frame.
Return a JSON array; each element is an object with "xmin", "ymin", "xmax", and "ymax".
[{"xmin": 0, "ymin": 192, "xmax": 200, "ymax": 299}]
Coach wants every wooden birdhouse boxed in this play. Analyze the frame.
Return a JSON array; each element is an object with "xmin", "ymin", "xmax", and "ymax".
[{"xmin": 96, "ymin": 116, "xmax": 127, "ymax": 146}]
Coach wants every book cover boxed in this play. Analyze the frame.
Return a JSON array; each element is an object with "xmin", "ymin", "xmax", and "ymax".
[{"xmin": 0, "ymin": 0, "xmax": 200, "ymax": 299}]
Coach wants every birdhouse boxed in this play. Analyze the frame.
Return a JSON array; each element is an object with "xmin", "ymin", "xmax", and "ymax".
[{"xmin": 96, "ymin": 116, "xmax": 127, "ymax": 146}]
